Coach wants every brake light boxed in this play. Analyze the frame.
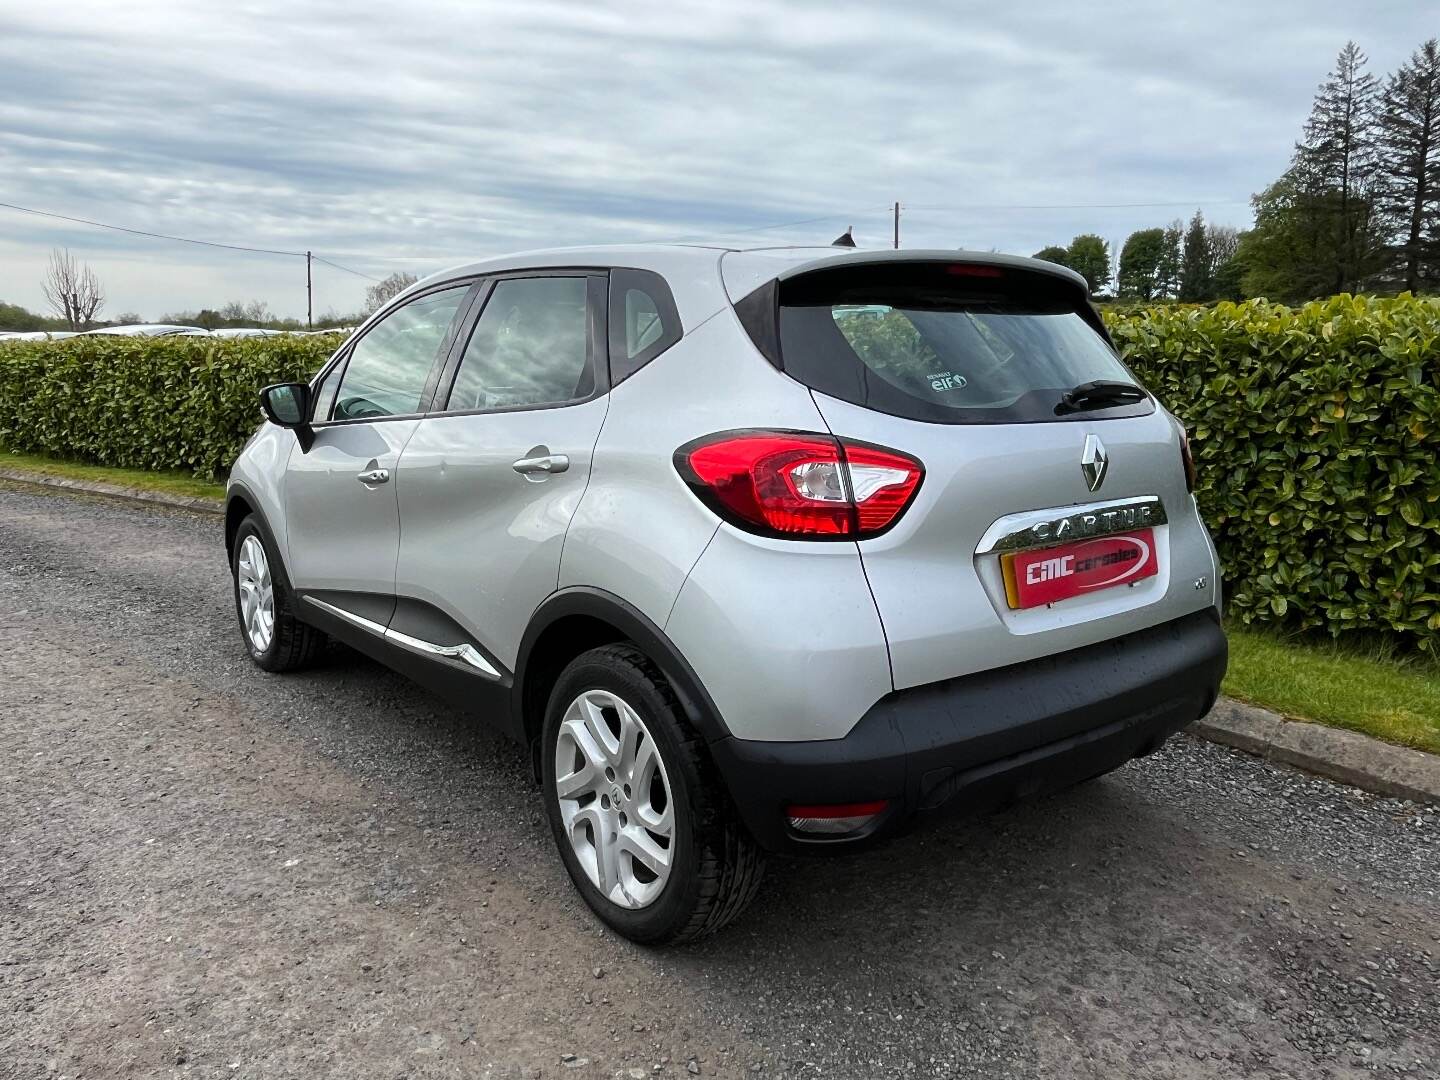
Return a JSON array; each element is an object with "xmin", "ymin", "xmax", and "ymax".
[
  {"xmin": 675, "ymin": 431, "xmax": 923, "ymax": 539},
  {"xmin": 1179, "ymin": 429, "xmax": 1197, "ymax": 492},
  {"xmin": 945, "ymin": 264, "xmax": 1004, "ymax": 278}
]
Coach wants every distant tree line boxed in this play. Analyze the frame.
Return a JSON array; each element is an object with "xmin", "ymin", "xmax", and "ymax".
[
  {"xmin": 1033, "ymin": 37, "xmax": 1440, "ymax": 303},
  {"xmin": 1, "ymin": 248, "xmax": 409, "ymax": 333}
]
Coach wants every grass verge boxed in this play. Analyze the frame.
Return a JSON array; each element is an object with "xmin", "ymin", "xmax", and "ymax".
[
  {"xmin": 1224, "ymin": 624, "xmax": 1440, "ymax": 754},
  {"xmin": 0, "ymin": 448, "xmax": 224, "ymax": 502}
]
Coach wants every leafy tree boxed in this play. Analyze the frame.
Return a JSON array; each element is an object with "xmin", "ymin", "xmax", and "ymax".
[
  {"xmin": 1032, "ymin": 245, "xmax": 1070, "ymax": 267},
  {"xmin": 1376, "ymin": 39, "xmax": 1440, "ymax": 291},
  {"xmin": 1117, "ymin": 228, "xmax": 1166, "ymax": 299},
  {"xmin": 0, "ymin": 300, "xmax": 62, "ymax": 331},
  {"xmin": 1237, "ymin": 177, "xmax": 1341, "ymax": 302},
  {"xmin": 1206, "ymin": 225, "xmax": 1240, "ymax": 272},
  {"xmin": 1064, "ymin": 234, "xmax": 1110, "ymax": 294},
  {"xmin": 1206, "ymin": 225, "xmax": 1245, "ymax": 300},
  {"xmin": 364, "ymin": 272, "xmax": 419, "ymax": 314},
  {"xmin": 1211, "ymin": 246, "xmax": 1248, "ymax": 301},
  {"xmin": 1179, "ymin": 211, "xmax": 1214, "ymax": 301},
  {"xmin": 1292, "ymin": 42, "xmax": 1386, "ymax": 293}
]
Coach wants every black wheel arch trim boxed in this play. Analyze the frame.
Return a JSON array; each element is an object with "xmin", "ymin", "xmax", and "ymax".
[
  {"xmin": 514, "ymin": 586, "xmax": 730, "ymax": 747},
  {"xmin": 225, "ymin": 481, "xmax": 288, "ymax": 586}
]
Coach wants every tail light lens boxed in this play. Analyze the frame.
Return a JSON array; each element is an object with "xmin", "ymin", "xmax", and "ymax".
[
  {"xmin": 675, "ymin": 431, "xmax": 923, "ymax": 539},
  {"xmin": 787, "ymin": 800, "xmax": 890, "ymax": 836},
  {"xmin": 1179, "ymin": 429, "xmax": 1197, "ymax": 492}
]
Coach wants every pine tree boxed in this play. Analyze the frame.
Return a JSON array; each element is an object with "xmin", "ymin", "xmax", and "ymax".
[
  {"xmin": 1178, "ymin": 211, "xmax": 1213, "ymax": 301},
  {"xmin": 1155, "ymin": 220, "xmax": 1183, "ymax": 299},
  {"xmin": 1376, "ymin": 39, "xmax": 1440, "ymax": 291},
  {"xmin": 1292, "ymin": 42, "xmax": 1384, "ymax": 293}
]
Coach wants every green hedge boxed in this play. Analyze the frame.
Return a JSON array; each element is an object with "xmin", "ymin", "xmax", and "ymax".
[
  {"xmin": 2, "ymin": 298, "xmax": 1438, "ymax": 651},
  {"xmin": 0, "ymin": 335, "xmax": 339, "ymax": 479},
  {"xmin": 1105, "ymin": 294, "xmax": 1440, "ymax": 652}
]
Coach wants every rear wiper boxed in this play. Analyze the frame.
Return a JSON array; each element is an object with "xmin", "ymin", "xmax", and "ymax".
[{"xmin": 1055, "ymin": 380, "xmax": 1147, "ymax": 414}]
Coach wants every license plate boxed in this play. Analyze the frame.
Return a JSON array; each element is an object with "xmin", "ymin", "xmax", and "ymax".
[{"xmin": 1002, "ymin": 528, "xmax": 1158, "ymax": 609}]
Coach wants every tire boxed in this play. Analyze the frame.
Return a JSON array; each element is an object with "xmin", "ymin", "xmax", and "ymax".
[
  {"xmin": 230, "ymin": 515, "xmax": 326, "ymax": 672},
  {"xmin": 541, "ymin": 643, "xmax": 764, "ymax": 944}
]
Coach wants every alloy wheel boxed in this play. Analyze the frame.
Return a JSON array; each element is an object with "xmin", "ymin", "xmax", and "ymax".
[
  {"xmin": 236, "ymin": 535, "xmax": 275, "ymax": 654},
  {"xmin": 554, "ymin": 689, "xmax": 675, "ymax": 909}
]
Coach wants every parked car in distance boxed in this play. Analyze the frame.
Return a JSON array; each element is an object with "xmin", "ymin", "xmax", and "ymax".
[
  {"xmin": 212, "ymin": 327, "xmax": 283, "ymax": 339},
  {"xmin": 0, "ymin": 330, "xmax": 79, "ymax": 340},
  {"xmin": 225, "ymin": 244, "xmax": 1227, "ymax": 943},
  {"xmin": 82, "ymin": 324, "xmax": 209, "ymax": 337}
]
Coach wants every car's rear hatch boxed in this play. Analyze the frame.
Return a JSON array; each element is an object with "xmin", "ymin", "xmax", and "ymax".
[{"xmin": 724, "ymin": 251, "xmax": 1216, "ymax": 691}]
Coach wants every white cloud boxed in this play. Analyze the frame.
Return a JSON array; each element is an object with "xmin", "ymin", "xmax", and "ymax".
[{"xmin": 0, "ymin": 0, "xmax": 1432, "ymax": 319}]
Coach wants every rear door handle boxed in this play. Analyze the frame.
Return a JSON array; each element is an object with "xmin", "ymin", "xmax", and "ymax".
[
  {"xmin": 512, "ymin": 454, "xmax": 570, "ymax": 476},
  {"xmin": 357, "ymin": 468, "xmax": 390, "ymax": 485}
]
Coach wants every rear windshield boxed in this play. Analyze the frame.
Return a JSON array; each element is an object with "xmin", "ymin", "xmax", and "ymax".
[{"xmin": 757, "ymin": 263, "xmax": 1149, "ymax": 424}]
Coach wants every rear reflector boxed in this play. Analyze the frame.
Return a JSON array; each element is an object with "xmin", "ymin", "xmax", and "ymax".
[
  {"xmin": 786, "ymin": 800, "xmax": 890, "ymax": 835},
  {"xmin": 674, "ymin": 431, "xmax": 923, "ymax": 539}
]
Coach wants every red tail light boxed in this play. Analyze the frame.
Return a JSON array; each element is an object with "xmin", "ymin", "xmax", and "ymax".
[{"xmin": 675, "ymin": 431, "xmax": 923, "ymax": 539}]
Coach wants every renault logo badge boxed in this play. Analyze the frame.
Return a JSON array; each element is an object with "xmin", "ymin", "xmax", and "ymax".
[{"xmin": 1081, "ymin": 434, "xmax": 1108, "ymax": 492}]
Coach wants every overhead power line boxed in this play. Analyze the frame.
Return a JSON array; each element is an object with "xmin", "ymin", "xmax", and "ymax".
[
  {"xmin": 0, "ymin": 200, "xmax": 303, "ymax": 256},
  {"xmin": 0, "ymin": 199, "xmax": 382, "ymax": 280},
  {"xmin": 0, "ymin": 198, "xmax": 388, "ymax": 324}
]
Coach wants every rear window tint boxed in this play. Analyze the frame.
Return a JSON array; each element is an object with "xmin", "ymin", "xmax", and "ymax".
[{"xmin": 768, "ymin": 264, "xmax": 1149, "ymax": 425}]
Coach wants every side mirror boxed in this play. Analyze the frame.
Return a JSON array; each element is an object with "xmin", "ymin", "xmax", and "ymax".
[{"xmin": 259, "ymin": 383, "xmax": 314, "ymax": 451}]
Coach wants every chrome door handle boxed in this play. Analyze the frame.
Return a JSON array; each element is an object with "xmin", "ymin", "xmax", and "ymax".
[
  {"xmin": 357, "ymin": 468, "xmax": 390, "ymax": 485},
  {"xmin": 511, "ymin": 454, "xmax": 569, "ymax": 476}
]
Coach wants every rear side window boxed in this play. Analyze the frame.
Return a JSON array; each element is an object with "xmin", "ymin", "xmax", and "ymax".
[
  {"xmin": 759, "ymin": 263, "xmax": 1147, "ymax": 425},
  {"xmin": 608, "ymin": 268, "xmax": 681, "ymax": 384}
]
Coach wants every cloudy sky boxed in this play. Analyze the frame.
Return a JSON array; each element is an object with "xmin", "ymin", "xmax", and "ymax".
[{"xmin": 0, "ymin": 1, "xmax": 1432, "ymax": 321}]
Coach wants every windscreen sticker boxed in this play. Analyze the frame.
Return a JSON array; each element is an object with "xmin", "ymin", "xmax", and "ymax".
[{"xmin": 927, "ymin": 370, "xmax": 968, "ymax": 393}]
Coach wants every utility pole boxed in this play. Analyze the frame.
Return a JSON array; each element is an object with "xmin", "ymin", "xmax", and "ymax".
[
  {"xmin": 305, "ymin": 251, "xmax": 313, "ymax": 329},
  {"xmin": 893, "ymin": 202, "xmax": 900, "ymax": 249}
]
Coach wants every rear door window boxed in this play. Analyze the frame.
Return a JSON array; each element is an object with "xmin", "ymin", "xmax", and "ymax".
[
  {"xmin": 768, "ymin": 263, "xmax": 1147, "ymax": 424},
  {"xmin": 443, "ymin": 276, "xmax": 594, "ymax": 412}
]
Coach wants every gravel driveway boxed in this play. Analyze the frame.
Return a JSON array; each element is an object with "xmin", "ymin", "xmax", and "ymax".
[{"xmin": 2, "ymin": 481, "xmax": 1437, "ymax": 1080}]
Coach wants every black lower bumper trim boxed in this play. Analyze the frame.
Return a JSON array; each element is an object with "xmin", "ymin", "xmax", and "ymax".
[{"xmin": 710, "ymin": 608, "xmax": 1227, "ymax": 853}]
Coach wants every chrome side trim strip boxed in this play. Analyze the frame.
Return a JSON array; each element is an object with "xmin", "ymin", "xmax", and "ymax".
[
  {"xmin": 302, "ymin": 596, "xmax": 500, "ymax": 680},
  {"xmin": 976, "ymin": 495, "xmax": 1168, "ymax": 556},
  {"xmin": 383, "ymin": 626, "xmax": 501, "ymax": 679},
  {"xmin": 304, "ymin": 595, "xmax": 388, "ymax": 635}
]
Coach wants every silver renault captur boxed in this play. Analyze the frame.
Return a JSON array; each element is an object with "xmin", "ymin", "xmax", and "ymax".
[{"xmin": 226, "ymin": 244, "xmax": 1226, "ymax": 944}]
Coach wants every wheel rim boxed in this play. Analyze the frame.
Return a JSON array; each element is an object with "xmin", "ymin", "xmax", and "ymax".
[
  {"xmin": 235, "ymin": 535, "xmax": 275, "ymax": 654},
  {"xmin": 554, "ymin": 689, "xmax": 675, "ymax": 910}
]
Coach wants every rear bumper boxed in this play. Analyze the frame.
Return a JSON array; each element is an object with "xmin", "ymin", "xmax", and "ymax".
[{"xmin": 710, "ymin": 608, "xmax": 1227, "ymax": 853}]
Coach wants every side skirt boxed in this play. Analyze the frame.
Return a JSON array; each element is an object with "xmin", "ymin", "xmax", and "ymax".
[{"xmin": 296, "ymin": 592, "xmax": 517, "ymax": 736}]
